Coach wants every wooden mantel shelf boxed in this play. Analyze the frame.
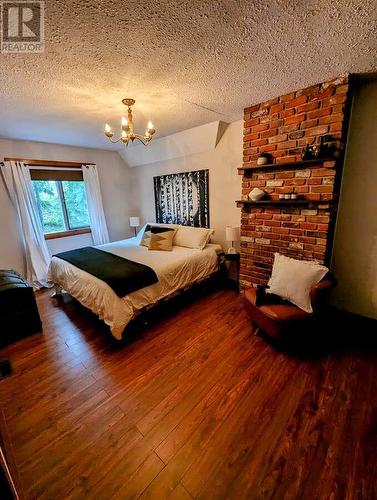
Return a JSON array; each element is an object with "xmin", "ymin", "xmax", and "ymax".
[
  {"xmin": 238, "ymin": 157, "xmax": 337, "ymax": 174},
  {"xmin": 236, "ymin": 199, "xmax": 333, "ymax": 207}
]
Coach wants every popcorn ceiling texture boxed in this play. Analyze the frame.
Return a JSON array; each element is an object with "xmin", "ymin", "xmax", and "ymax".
[{"xmin": 0, "ymin": 1, "xmax": 377, "ymax": 149}]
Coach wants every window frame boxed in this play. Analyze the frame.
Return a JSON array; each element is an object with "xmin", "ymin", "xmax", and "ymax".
[
  {"xmin": 44, "ymin": 227, "xmax": 91, "ymax": 240},
  {"xmin": 30, "ymin": 169, "xmax": 91, "ymax": 240}
]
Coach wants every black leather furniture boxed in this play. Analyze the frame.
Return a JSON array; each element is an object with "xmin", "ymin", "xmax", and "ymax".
[{"xmin": 0, "ymin": 270, "xmax": 42, "ymax": 347}]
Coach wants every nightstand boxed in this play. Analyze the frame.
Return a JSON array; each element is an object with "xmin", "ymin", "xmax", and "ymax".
[{"xmin": 224, "ymin": 252, "xmax": 240, "ymax": 291}]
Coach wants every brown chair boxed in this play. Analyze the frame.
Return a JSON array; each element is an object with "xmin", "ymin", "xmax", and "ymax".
[{"xmin": 244, "ymin": 274, "xmax": 336, "ymax": 340}]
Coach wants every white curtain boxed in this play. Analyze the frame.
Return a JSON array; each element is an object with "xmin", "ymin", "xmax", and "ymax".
[
  {"xmin": 1, "ymin": 161, "xmax": 51, "ymax": 288},
  {"xmin": 82, "ymin": 164, "xmax": 110, "ymax": 245}
]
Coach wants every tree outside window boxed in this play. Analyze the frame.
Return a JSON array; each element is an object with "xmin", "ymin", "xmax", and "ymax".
[{"xmin": 32, "ymin": 180, "xmax": 90, "ymax": 234}]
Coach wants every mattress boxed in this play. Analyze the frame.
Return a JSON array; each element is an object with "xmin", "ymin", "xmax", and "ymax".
[{"xmin": 48, "ymin": 236, "xmax": 223, "ymax": 339}]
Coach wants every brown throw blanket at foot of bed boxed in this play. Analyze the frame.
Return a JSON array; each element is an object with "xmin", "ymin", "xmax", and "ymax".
[{"xmin": 53, "ymin": 247, "xmax": 158, "ymax": 297}]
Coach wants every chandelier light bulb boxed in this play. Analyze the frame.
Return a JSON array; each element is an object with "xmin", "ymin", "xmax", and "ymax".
[
  {"xmin": 147, "ymin": 121, "xmax": 155, "ymax": 135},
  {"xmin": 103, "ymin": 99, "xmax": 155, "ymax": 146},
  {"xmin": 104, "ymin": 123, "xmax": 114, "ymax": 138}
]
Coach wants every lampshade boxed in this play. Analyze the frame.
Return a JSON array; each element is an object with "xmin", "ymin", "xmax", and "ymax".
[
  {"xmin": 129, "ymin": 216, "xmax": 140, "ymax": 228},
  {"xmin": 225, "ymin": 226, "xmax": 238, "ymax": 242}
]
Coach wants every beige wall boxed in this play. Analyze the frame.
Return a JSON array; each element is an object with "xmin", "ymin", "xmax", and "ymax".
[
  {"xmin": 128, "ymin": 120, "xmax": 243, "ymax": 250},
  {"xmin": 0, "ymin": 138, "xmax": 132, "ymax": 274},
  {"xmin": 331, "ymin": 80, "xmax": 377, "ymax": 319}
]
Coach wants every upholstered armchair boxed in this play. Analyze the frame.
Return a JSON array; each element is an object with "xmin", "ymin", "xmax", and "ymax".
[{"xmin": 244, "ymin": 274, "xmax": 336, "ymax": 340}]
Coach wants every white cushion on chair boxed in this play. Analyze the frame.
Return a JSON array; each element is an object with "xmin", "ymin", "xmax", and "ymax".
[{"xmin": 266, "ymin": 253, "xmax": 328, "ymax": 313}]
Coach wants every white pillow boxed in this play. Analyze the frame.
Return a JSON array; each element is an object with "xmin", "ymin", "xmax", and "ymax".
[
  {"xmin": 266, "ymin": 253, "xmax": 328, "ymax": 313},
  {"xmin": 173, "ymin": 226, "xmax": 214, "ymax": 250}
]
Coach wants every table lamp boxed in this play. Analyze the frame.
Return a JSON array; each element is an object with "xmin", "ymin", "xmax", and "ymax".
[
  {"xmin": 226, "ymin": 226, "xmax": 238, "ymax": 254},
  {"xmin": 129, "ymin": 216, "xmax": 140, "ymax": 236}
]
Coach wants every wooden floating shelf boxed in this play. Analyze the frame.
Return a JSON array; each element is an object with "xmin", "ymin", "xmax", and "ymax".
[
  {"xmin": 236, "ymin": 199, "xmax": 333, "ymax": 207},
  {"xmin": 238, "ymin": 158, "xmax": 337, "ymax": 174}
]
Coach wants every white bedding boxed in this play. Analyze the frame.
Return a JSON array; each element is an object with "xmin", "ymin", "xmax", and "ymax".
[{"xmin": 48, "ymin": 236, "xmax": 222, "ymax": 340}]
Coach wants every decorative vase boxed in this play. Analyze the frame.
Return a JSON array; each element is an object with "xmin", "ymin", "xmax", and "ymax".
[
  {"xmin": 257, "ymin": 156, "xmax": 268, "ymax": 165},
  {"xmin": 248, "ymin": 188, "xmax": 265, "ymax": 201},
  {"xmin": 257, "ymin": 153, "xmax": 271, "ymax": 165}
]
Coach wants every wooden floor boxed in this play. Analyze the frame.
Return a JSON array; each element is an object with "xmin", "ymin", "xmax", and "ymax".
[{"xmin": 0, "ymin": 288, "xmax": 376, "ymax": 500}]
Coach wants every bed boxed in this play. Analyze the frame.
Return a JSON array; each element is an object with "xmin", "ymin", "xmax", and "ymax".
[{"xmin": 48, "ymin": 232, "xmax": 223, "ymax": 340}]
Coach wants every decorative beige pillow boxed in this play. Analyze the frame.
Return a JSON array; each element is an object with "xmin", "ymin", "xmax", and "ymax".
[
  {"xmin": 148, "ymin": 230, "xmax": 175, "ymax": 251},
  {"xmin": 266, "ymin": 253, "xmax": 328, "ymax": 313},
  {"xmin": 173, "ymin": 226, "xmax": 214, "ymax": 250}
]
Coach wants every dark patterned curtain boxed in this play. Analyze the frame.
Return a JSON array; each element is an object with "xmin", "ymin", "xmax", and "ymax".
[{"xmin": 154, "ymin": 170, "xmax": 209, "ymax": 227}]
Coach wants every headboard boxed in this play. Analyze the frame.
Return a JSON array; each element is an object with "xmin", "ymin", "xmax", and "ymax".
[{"xmin": 153, "ymin": 169, "xmax": 209, "ymax": 228}]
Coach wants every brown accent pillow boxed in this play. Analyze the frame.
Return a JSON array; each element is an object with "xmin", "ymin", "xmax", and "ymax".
[
  {"xmin": 148, "ymin": 230, "xmax": 175, "ymax": 251},
  {"xmin": 140, "ymin": 225, "xmax": 176, "ymax": 248}
]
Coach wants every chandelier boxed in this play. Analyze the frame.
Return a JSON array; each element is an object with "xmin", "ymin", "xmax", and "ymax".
[{"xmin": 104, "ymin": 98, "xmax": 156, "ymax": 146}]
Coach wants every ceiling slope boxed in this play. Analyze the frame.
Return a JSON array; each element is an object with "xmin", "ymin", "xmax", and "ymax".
[{"xmin": 121, "ymin": 121, "xmax": 227, "ymax": 167}]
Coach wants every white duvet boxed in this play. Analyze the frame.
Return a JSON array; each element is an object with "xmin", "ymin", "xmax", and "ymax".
[{"xmin": 48, "ymin": 236, "xmax": 222, "ymax": 340}]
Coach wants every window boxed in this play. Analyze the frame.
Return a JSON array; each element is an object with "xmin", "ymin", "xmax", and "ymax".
[{"xmin": 31, "ymin": 169, "xmax": 91, "ymax": 238}]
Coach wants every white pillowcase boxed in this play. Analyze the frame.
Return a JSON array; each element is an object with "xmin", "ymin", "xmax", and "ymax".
[
  {"xmin": 266, "ymin": 253, "xmax": 328, "ymax": 313},
  {"xmin": 173, "ymin": 226, "xmax": 214, "ymax": 250}
]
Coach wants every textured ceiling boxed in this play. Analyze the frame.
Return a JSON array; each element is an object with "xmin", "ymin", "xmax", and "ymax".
[{"xmin": 1, "ymin": 0, "xmax": 377, "ymax": 150}]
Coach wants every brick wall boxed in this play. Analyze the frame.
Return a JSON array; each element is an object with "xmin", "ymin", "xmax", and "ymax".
[{"xmin": 239, "ymin": 75, "xmax": 352, "ymax": 288}]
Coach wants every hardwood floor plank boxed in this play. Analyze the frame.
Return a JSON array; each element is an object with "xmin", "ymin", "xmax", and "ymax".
[
  {"xmin": 154, "ymin": 334, "xmax": 272, "ymax": 465},
  {"xmin": 23, "ymin": 403, "xmax": 127, "ymax": 495},
  {"xmin": 14, "ymin": 385, "xmax": 110, "ymax": 467},
  {"xmin": 0, "ymin": 357, "xmax": 88, "ymax": 406},
  {"xmin": 0, "ymin": 339, "xmax": 80, "ymax": 384},
  {"xmin": 100, "ymin": 451, "xmax": 165, "ymax": 500},
  {"xmin": 181, "ymin": 358, "xmax": 308, "ymax": 498},
  {"xmin": 8, "ymin": 378, "xmax": 107, "ymax": 442},
  {"xmin": 87, "ymin": 292, "xmax": 240, "ymax": 391},
  {"xmin": 140, "ymin": 346, "xmax": 270, "ymax": 498},
  {"xmin": 4, "ymin": 369, "xmax": 96, "ymax": 421},
  {"xmin": 168, "ymin": 483, "xmax": 193, "ymax": 500},
  {"xmin": 57, "ymin": 425, "xmax": 145, "ymax": 499},
  {"xmin": 155, "ymin": 382, "xmax": 225, "ymax": 464},
  {"xmin": 0, "ymin": 288, "xmax": 376, "ymax": 499},
  {"xmin": 134, "ymin": 322, "xmax": 252, "ymax": 436}
]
